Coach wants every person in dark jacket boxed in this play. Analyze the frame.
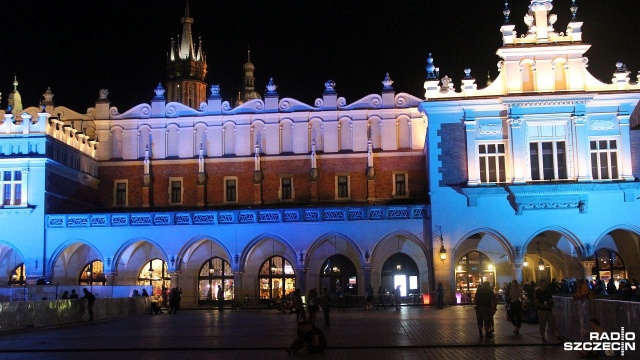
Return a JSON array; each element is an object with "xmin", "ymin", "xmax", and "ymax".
[
  {"xmin": 82, "ymin": 288, "xmax": 96, "ymax": 321},
  {"xmin": 474, "ymin": 281, "xmax": 496, "ymax": 338}
]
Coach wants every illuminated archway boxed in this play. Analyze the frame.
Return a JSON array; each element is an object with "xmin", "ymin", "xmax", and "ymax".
[
  {"xmin": 455, "ymin": 251, "xmax": 496, "ymax": 294},
  {"xmin": 593, "ymin": 248, "xmax": 626, "ymax": 288},
  {"xmin": 137, "ymin": 259, "xmax": 169, "ymax": 297},
  {"xmin": 319, "ymin": 254, "xmax": 357, "ymax": 296},
  {"xmin": 79, "ymin": 260, "xmax": 106, "ymax": 286},
  {"xmin": 381, "ymin": 253, "xmax": 419, "ymax": 298}
]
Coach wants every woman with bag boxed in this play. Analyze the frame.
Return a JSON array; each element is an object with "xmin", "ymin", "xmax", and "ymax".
[{"xmin": 508, "ymin": 280, "xmax": 523, "ymax": 334}]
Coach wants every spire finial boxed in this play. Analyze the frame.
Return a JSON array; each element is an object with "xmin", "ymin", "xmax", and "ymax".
[
  {"xmin": 12, "ymin": 74, "xmax": 18, "ymax": 91},
  {"xmin": 247, "ymin": 45, "xmax": 251, "ymax": 63},
  {"xmin": 503, "ymin": 1, "xmax": 511, "ymax": 23},
  {"xmin": 570, "ymin": 0, "xmax": 578, "ymax": 20}
]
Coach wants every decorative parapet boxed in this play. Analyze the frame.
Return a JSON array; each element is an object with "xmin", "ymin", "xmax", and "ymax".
[{"xmin": 45, "ymin": 204, "xmax": 429, "ymax": 228}]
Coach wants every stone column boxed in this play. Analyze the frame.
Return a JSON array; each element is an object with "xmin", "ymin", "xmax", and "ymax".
[
  {"xmin": 511, "ymin": 262, "xmax": 523, "ymax": 283},
  {"xmin": 297, "ymin": 268, "xmax": 308, "ymax": 293},
  {"xmin": 233, "ymin": 271, "xmax": 243, "ymax": 301},
  {"xmin": 169, "ymin": 271, "xmax": 181, "ymax": 289},
  {"xmin": 580, "ymin": 260, "xmax": 596, "ymax": 280},
  {"xmin": 363, "ymin": 266, "xmax": 373, "ymax": 288}
]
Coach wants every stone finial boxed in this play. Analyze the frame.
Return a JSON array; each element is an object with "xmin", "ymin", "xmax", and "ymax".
[
  {"xmin": 266, "ymin": 77, "xmax": 278, "ymax": 94},
  {"xmin": 570, "ymin": 0, "xmax": 578, "ymax": 20},
  {"xmin": 464, "ymin": 68, "xmax": 473, "ymax": 80},
  {"xmin": 43, "ymin": 87, "xmax": 54, "ymax": 102},
  {"xmin": 503, "ymin": 1, "xmax": 511, "ymax": 23},
  {"xmin": 323, "ymin": 80, "xmax": 336, "ymax": 93},
  {"xmin": 209, "ymin": 84, "xmax": 221, "ymax": 99},
  {"xmin": 99, "ymin": 89, "xmax": 109, "ymax": 99},
  {"xmin": 382, "ymin": 72, "xmax": 394, "ymax": 90},
  {"xmin": 154, "ymin": 83, "xmax": 166, "ymax": 99},
  {"xmin": 12, "ymin": 75, "xmax": 18, "ymax": 91}
]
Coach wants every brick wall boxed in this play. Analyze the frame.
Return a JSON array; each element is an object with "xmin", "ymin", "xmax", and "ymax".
[{"xmin": 438, "ymin": 123, "xmax": 467, "ymax": 186}]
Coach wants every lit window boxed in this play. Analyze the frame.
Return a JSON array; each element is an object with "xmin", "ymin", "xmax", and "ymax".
[
  {"xmin": 590, "ymin": 139, "xmax": 618, "ymax": 180},
  {"xmin": 393, "ymin": 173, "xmax": 408, "ymax": 197},
  {"xmin": 336, "ymin": 175, "xmax": 349, "ymax": 199},
  {"xmin": 1, "ymin": 170, "xmax": 23, "ymax": 206},
  {"xmin": 225, "ymin": 177, "xmax": 237, "ymax": 203},
  {"xmin": 478, "ymin": 144, "xmax": 506, "ymax": 183},
  {"xmin": 280, "ymin": 177, "xmax": 293, "ymax": 201},
  {"xmin": 169, "ymin": 177, "xmax": 183, "ymax": 205},
  {"xmin": 529, "ymin": 141, "xmax": 567, "ymax": 180},
  {"xmin": 114, "ymin": 180, "xmax": 128, "ymax": 206}
]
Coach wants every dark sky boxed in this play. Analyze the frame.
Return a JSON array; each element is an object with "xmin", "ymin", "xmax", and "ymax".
[{"xmin": 0, "ymin": 1, "xmax": 638, "ymax": 112}]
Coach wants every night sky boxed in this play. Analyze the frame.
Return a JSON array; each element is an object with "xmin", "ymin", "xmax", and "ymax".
[{"xmin": 0, "ymin": 1, "xmax": 638, "ymax": 113}]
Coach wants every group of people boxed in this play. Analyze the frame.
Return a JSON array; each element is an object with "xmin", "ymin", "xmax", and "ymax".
[
  {"xmin": 477, "ymin": 278, "xmax": 561, "ymax": 342},
  {"xmin": 60, "ymin": 288, "xmax": 96, "ymax": 321}
]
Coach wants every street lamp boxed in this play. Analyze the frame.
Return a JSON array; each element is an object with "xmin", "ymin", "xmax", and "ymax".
[{"xmin": 537, "ymin": 242, "xmax": 545, "ymax": 271}]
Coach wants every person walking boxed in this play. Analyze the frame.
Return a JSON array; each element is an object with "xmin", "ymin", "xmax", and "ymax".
[
  {"xmin": 436, "ymin": 283, "xmax": 445, "ymax": 309},
  {"xmin": 82, "ymin": 288, "xmax": 96, "ymax": 321},
  {"xmin": 508, "ymin": 280, "xmax": 523, "ymax": 334},
  {"xmin": 320, "ymin": 288, "xmax": 330, "ymax": 327},
  {"xmin": 307, "ymin": 288, "xmax": 319, "ymax": 325},
  {"xmin": 535, "ymin": 278, "xmax": 560, "ymax": 342},
  {"xmin": 474, "ymin": 281, "xmax": 495, "ymax": 338},
  {"xmin": 376, "ymin": 286, "xmax": 386, "ymax": 309},
  {"xmin": 291, "ymin": 289, "xmax": 306, "ymax": 323},
  {"xmin": 364, "ymin": 285, "xmax": 373, "ymax": 311},
  {"xmin": 217, "ymin": 285, "xmax": 224, "ymax": 311},
  {"xmin": 394, "ymin": 285, "xmax": 402, "ymax": 311}
]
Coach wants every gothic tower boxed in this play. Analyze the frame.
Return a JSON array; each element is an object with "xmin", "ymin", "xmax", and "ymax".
[
  {"xmin": 235, "ymin": 49, "xmax": 262, "ymax": 106},
  {"xmin": 166, "ymin": 1, "xmax": 207, "ymax": 109}
]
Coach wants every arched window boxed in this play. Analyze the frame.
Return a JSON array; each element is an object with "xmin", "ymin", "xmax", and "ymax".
[
  {"xmin": 259, "ymin": 256, "xmax": 295, "ymax": 299},
  {"xmin": 8, "ymin": 263, "xmax": 25, "ymax": 285},
  {"xmin": 381, "ymin": 253, "xmax": 419, "ymax": 298},
  {"xmin": 594, "ymin": 248, "xmax": 626, "ymax": 288},
  {"xmin": 137, "ymin": 259, "xmax": 170, "ymax": 297},
  {"xmin": 320, "ymin": 255, "xmax": 358, "ymax": 296},
  {"xmin": 79, "ymin": 260, "xmax": 106, "ymax": 286},
  {"xmin": 198, "ymin": 257, "xmax": 233, "ymax": 305},
  {"xmin": 455, "ymin": 251, "xmax": 495, "ymax": 294}
]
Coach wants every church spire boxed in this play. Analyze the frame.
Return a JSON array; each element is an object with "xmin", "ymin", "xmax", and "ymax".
[
  {"xmin": 239, "ymin": 46, "xmax": 261, "ymax": 104},
  {"xmin": 166, "ymin": 1, "xmax": 208, "ymax": 109}
]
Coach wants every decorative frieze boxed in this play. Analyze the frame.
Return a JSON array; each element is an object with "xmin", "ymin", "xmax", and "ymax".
[{"xmin": 45, "ymin": 205, "xmax": 429, "ymax": 227}]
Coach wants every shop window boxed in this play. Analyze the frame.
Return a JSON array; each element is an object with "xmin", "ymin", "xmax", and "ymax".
[
  {"xmin": 79, "ymin": 260, "xmax": 106, "ymax": 286},
  {"xmin": 9, "ymin": 263, "xmax": 25, "ymax": 285},
  {"xmin": 381, "ymin": 253, "xmax": 419, "ymax": 299},
  {"xmin": 138, "ymin": 259, "xmax": 170, "ymax": 298},
  {"xmin": 320, "ymin": 255, "xmax": 358, "ymax": 296},
  {"xmin": 455, "ymin": 251, "xmax": 495, "ymax": 296},
  {"xmin": 594, "ymin": 248, "xmax": 626, "ymax": 288},
  {"xmin": 259, "ymin": 256, "xmax": 295, "ymax": 299},
  {"xmin": 198, "ymin": 257, "xmax": 233, "ymax": 305}
]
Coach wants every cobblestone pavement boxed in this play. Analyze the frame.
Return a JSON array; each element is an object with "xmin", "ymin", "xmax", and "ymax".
[{"xmin": 0, "ymin": 305, "xmax": 629, "ymax": 360}]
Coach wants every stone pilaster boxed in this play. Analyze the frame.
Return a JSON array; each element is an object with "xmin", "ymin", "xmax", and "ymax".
[{"xmin": 580, "ymin": 260, "xmax": 596, "ymax": 280}]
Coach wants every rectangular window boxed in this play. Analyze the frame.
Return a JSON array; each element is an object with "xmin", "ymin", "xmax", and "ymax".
[
  {"xmin": 280, "ymin": 177, "xmax": 292, "ymax": 200},
  {"xmin": 337, "ymin": 175, "xmax": 349, "ymax": 199},
  {"xmin": 225, "ymin": 178, "xmax": 237, "ymax": 203},
  {"xmin": 478, "ymin": 144, "xmax": 506, "ymax": 183},
  {"xmin": 590, "ymin": 139, "xmax": 618, "ymax": 180},
  {"xmin": 1, "ymin": 170, "xmax": 23, "ymax": 206},
  {"xmin": 115, "ymin": 181, "xmax": 127, "ymax": 206},
  {"xmin": 393, "ymin": 173, "xmax": 408, "ymax": 197},
  {"xmin": 529, "ymin": 140, "xmax": 567, "ymax": 181},
  {"xmin": 168, "ymin": 177, "xmax": 183, "ymax": 205}
]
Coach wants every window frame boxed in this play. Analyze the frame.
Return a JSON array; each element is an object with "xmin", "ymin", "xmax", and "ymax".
[
  {"xmin": 168, "ymin": 177, "xmax": 183, "ymax": 205},
  {"xmin": 224, "ymin": 176, "xmax": 238, "ymax": 203},
  {"xmin": 589, "ymin": 138, "xmax": 620, "ymax": 181},
  {"xmin": 335, "ymin": 174, "xmax": 350, "ymax": 200},
  {"xmin": 0, "ymin": 170, "xmax": 24, "ymax": 207},
  {"xmin": 477, "ymin": 142, "xmax": 508, "ymax": 184},
  {"xmin": 113, "ymin": 179, "xmax": 128, "ymax": 207},
  {"xmin": 392, "ymin": 172, "xmax": 409, "ymax": 198},
  {"xmin": 279, "ymin": 176, "xmax": 294, "ymax": 201},
  {"xmin": 526, "ymin": 123, "xmax": 571, "ymax": 182}
]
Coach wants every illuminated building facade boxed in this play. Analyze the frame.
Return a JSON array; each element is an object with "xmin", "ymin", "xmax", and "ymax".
[{"xmin": 0, "ymin": 1, "xmax": 638, "ymax": 306}]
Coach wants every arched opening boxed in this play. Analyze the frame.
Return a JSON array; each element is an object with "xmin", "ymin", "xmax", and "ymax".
[
  {"xmin": 198, "ymin": 257, "xmax": 233, "ymax": 305},
  {"xmin": 593, "ymin": 248, "xmax": 626, "ymax": 289},
  {"xmin": 137, "ymin": 259, "xmax": 170, "ymax": 297},
  {"xmin": 455, "ymin": 251, "xmax": 496, "ymax": 296},
  {"xmin": 8, "ymin": 263, "xmax": 25, "ymax": 285},
  {"xmin": 259, "ymin": 256, "xmax": 295, "ymax": 299},
  {"xmin": 79, "ymin": 260, "xmax": 106, "ymax": 286},
  {"xmin": 381, "ymin": 253, "xmax": 419, "ymax": 301},
  {"xmin": 319, "ymin": 254, "xmax": 358, "ymax": 296}
]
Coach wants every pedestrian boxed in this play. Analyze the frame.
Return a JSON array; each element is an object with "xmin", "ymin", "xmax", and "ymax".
[
  {"xmin": 436, "ymin": 283, "xmax": 444, "ymax": 309},
  {"xmin": 320, "ymin": 288, "xmax": 331, "ymax": 327},
  {"xmin": 307, "ymin": 288, "xmax": 319, "ymax": 325},
  {"xmin": 217, "ymin": 285, "xmax": 224, "ymax": 311},
  {"xmin": 508, "ymin": 280, "xmax": 523, "ymax": 334},
  {"xmin": 377, "ymin": 286, "xmax": 386, "ymax": 309},
  {"xmin": 290, "ymin": 289, "xmax": 306, "ymax": 323},
  {"xmin": 82, "ymin": 288, "xmax": 96, "ymax": 321},
  {"xmin": 287, "ymin": 321, "xmax": 327, "ymax": 354},
  {"xmin": 132, "ymin": 289, "xmax": 140, "ymax": 296},
  {"xmin": 69, "ymin": 289, "xmax": 79, "ymax": 299},
  {"xmin": 474, "ymin": 281, "xmax": 495, "ymax": 338},
  {"xmin": 335, "ymin": 286, "xmax": 344, "ymax": 310},
  {"xmin": 141, "ymin": 289, "xmax": 150, "ymax": 297},
  {"xmin": 169, "ymin": 287, "xmax": 181, "ymax": 314},
  {"xmin": 364, "ymin": 285, "xmax": 373, "ymax": 310},
  {"xmin": 535, "ymin": 278, "xmax": 560, "ymax": 342},
  {"xmin": 394, "ymin": 284, "xmax": 402, "ymax": 310},
  {"xmin": 61, "ymin": 290, "xmax": 69, "ymax": 299}
]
